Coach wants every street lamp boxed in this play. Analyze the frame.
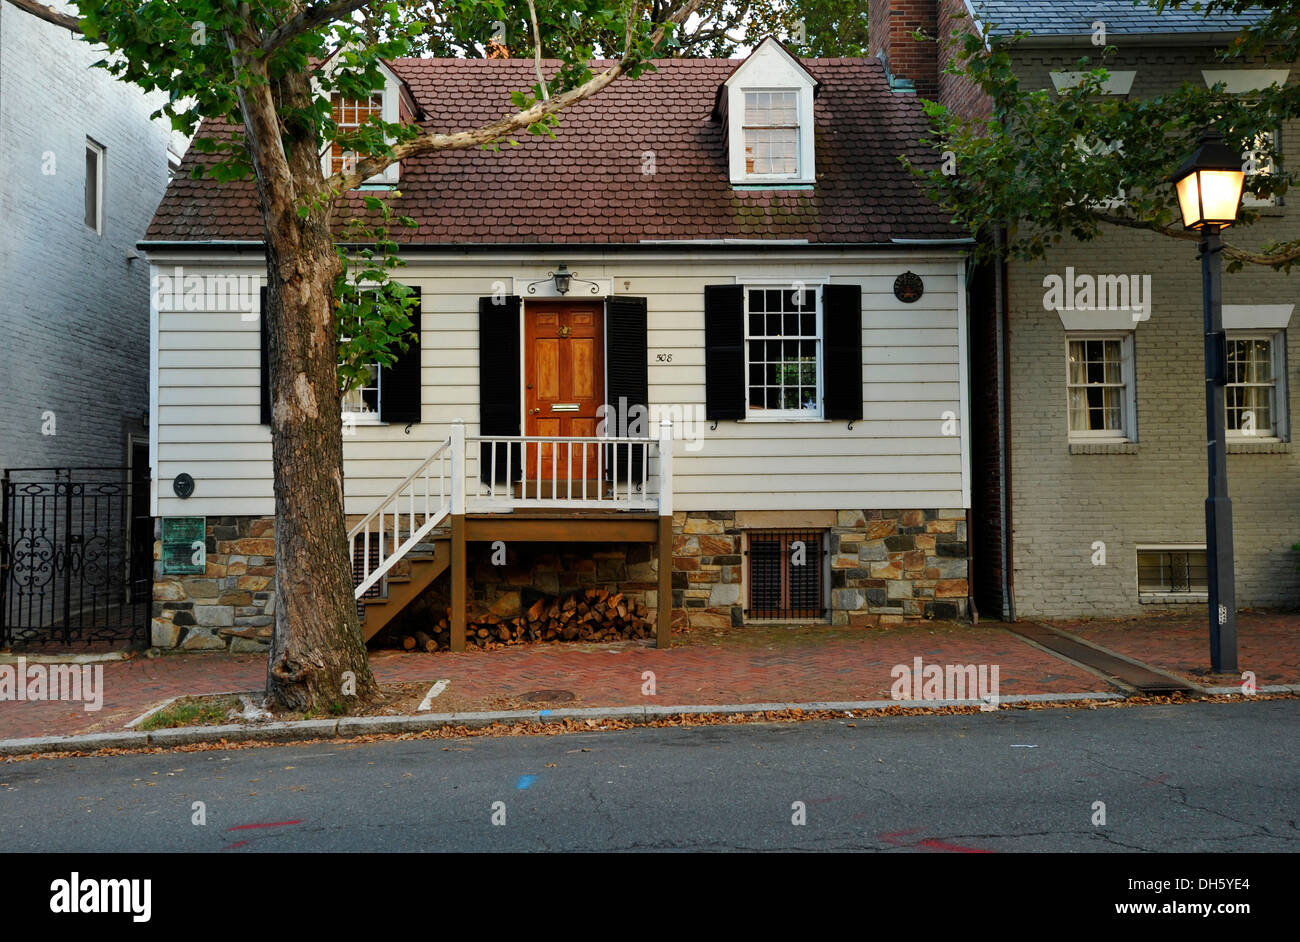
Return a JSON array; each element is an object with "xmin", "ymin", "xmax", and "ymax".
[{"xmin": 1171, "ymin": 127, "xmax": 1246, "ymax": 673}]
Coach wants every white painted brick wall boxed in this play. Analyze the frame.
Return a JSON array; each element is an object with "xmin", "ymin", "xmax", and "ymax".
[
  {"xmin": 1006, "ymin": 51, "xmax": 1300, "ymax": 616},
  {"xmin": 0, "ymin": 2, "xmax": 171, "ymax": 472}
]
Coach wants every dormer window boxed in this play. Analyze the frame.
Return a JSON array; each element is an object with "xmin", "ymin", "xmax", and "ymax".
[
  {"xmin": 722, "ymin": 37, "xmax": 817, "ymax": 187},
  {"xmin": 316, "ymin": 56, "xmax": 416, "ymax": 187},
  {"xmin": 744, "ymin": 91, "xmax": 800, "ymax": 176},
  {"xmin": 330, "ymin": 93, "xmax": 384, "ymax": 176}
]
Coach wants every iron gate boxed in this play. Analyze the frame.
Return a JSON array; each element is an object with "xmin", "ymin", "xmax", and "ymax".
[{"xmin": 1, "ymin": 467, "xmax": 152, "ymax": 646}]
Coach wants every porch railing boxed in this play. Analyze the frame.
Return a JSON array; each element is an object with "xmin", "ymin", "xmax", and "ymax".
[
  {"xmin": 350, "ymin": 420, "xmax": 675, "ymax": 601},
  {"xmin": 349, "ymin": 437, "xmax": 452, "ymax": 597}
]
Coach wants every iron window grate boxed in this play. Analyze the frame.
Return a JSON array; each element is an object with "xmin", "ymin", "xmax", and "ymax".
[
  {"xmin": 745, "ymin": 529, "xmax": 826, "ymax": 620},
  {"xmin": 1138, "ymin": 549, "xmax": 1208, "ymax": 595}
]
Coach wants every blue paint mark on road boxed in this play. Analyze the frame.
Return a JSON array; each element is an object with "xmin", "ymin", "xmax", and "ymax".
[
  {"xmin": 516, "ymin": 775, "xmax": 537, "ymax": 790},
  {"xmin": 539, "ymin": 709, "xmax": 552, "ymax": 716}
]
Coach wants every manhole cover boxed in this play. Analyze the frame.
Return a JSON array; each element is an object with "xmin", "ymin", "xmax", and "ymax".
[{"xmin": 520, "ymin": 689, "xmax": 576, "ymax": 704}]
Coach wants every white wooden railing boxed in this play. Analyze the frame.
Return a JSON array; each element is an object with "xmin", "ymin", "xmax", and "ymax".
[
  {"xmin": 350, "ymin": 437, "xmax": 452, "ymax": 597},
  {"xmin": 467, "ymin": 434, "xmax": 659, "ymax": 510},
  {"xmin": 351, "ymin": 420, "xmax": 675, "ymax": 600}
]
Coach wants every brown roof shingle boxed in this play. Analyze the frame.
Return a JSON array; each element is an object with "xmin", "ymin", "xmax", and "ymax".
[{"xmin": 145, "ymin": 56, "xmax": 963, "ymax": 245}]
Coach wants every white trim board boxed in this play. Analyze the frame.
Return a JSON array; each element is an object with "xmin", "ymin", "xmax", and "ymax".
[
  {"xmin": 1222, "ymin": 304, "xmax": 1294, "ymax": 330},
  {"xmin": 1202, "ymin": 69, "xmax": 1290, "ymax": 93},
  {"xmin": 1051, "ymin": 71, "xmax": 1136, "ymax": 95}
]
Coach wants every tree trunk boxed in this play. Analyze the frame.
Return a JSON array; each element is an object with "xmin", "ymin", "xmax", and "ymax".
[{"xmin": 240, "ymin": 67, "xmax": 379, "ymax": 710}]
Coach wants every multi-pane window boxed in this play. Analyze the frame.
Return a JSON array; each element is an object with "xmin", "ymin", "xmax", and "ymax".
[
  {"xmin": 746, "ymin": 287, "xmax": 821, "ymax": 416},
  {"xmin": 1242, "ymin": 128, "xmax": 1281, "ymax": 207},
  {"xmin": 743, "ymin": 90, "xmax": 799, "ymax": 176},
  {"xmin": 1067, "ymin": 336, "xmax": 1133, "ymax": 439},
  {"xmin": 84, "ymin": 139, "xmax": 104, "ymax": 232},
  {"xmin": 1138, "ymin": 548, "xmax": 1208, "ymax": 598},
  {"xmin": 341, "ymin": 361, "xmax": 381, "ymax": 418},
  {"xmin": 746, "ymin": 530, "xmax": 826, "ymax": 620},
  {"xmin": 1226, "ymin": 334, "xmax": 1277, "ymax": 436},
  {"xmin": 330, "ymin": 93, "xmax": 383, "ymax": 175}
]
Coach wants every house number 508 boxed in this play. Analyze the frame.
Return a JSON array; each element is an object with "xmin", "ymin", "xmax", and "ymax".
[{"xmin": 655, "ymin": 353, "xmax": 673, "ymax": 362}]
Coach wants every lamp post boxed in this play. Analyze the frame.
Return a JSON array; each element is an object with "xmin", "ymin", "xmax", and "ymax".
[{"xmin": 1171, "ymin": 128, "xmax": 1246, "ymax": 673}]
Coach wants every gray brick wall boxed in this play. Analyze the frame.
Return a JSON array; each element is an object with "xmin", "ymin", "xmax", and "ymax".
[
  {"xmin": 0, "ymin": 2, "xmax": 171, "ymax": 473},
  {"xmin": 1005, "ymin": 48, "xmax": 1300, "ymax": 616}
]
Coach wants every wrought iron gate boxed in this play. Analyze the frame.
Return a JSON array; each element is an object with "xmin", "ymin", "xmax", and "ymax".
[{"xmin": 1, "ymin": 467, "xmax": 152, "ymax": 646}]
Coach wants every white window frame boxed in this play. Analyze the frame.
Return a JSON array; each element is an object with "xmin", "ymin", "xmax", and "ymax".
[
  {"xmin": 1065, "ymin": 332, "xmax": 1137, "ymax": 442},
  {"xmin": 741, "ymin": 89, "xmax": 802, "ymax": 179},
  {"xmin": 1241, "ymin": 127, "xmax": 1281, "ymax": 209},
  {"xmin": 338, "ymin": 284, "xmax": 390, "ymax": 426},
  {"xmin": 724, "ymin": 37, "xmax": 817, "ymax": 186},
  {"xmin": 316, "ymin": 61, "xmax": 402, "ymax": 186},
  {"xmin": 85, "ymin": 138, "xmax": 104, "ymax": 234},
  {"xmin": 743, "ymin": 284, "xmax": 824, "ymax": 421},
  {"xmin": 1136, "ymin": 544, "xmax": 1209, "ymax": 602},
  {"xmin": 1225, "ymin": 329, "xmax": 1288, "ymax": 441}
]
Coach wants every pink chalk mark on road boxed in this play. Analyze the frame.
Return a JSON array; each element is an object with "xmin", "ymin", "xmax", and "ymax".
[
  {"xmin": 880, "ymin": 827, "xmax": 991, "ymax": 854},
  {"xmin": 226, "ymin": 820, "xmax": 303, "ymax": 831}
]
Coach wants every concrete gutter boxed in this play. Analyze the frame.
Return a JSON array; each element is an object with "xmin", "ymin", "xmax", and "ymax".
[{"xmin": 0, "ymin": 691, "xmax": 1134, "ymax": 757}]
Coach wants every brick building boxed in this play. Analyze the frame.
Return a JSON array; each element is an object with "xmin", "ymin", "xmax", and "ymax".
[{"xmin": 872, "ymin": 0, "xmax": 1300, "ymax": 617}]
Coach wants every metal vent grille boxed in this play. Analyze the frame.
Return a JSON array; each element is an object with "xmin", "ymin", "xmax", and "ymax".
[{"xmin": 745, "ymin": 529, "xmax": 826, "ymax": 620}]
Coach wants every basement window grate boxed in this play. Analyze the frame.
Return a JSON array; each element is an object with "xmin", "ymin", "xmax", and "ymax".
[{"xmin": 744, "ymin": 529, "xmax": 826, "ymax": 620}]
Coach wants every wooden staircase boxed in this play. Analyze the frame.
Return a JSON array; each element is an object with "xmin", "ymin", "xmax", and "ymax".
[{"xmin": 359, "ymin": 538, "xmax": 451, "ymax": 641}]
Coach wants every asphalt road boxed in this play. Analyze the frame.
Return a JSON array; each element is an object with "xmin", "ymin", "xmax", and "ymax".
[{"xmin": 2, "ymin": 700, "xmax": 1296, "ymax": 852}]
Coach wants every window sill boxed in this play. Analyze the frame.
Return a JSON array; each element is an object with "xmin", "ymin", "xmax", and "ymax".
[
  {"xmin": 732, "ymin": 182, "xmax": 814, "ymax": 190},
  {"xmin": 345, "ymin": 415, "xmax": 387, "ymax": 427},
  {"xmin": 1140, "ymin": 593, "xmax": 1208, "ymax": 605},
  {"xmin": 1227, "ymin": 439, "xmax": 1289, "ymax": 454},
  {"xmin": 739, "ymin": 416, "xmax": 828, "ymax": 423},
  {"xmin": 1069, "ymin": 441, "xmax": 1137, "ymax": 454}
]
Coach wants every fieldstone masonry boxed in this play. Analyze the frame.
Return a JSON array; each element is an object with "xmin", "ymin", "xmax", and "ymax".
[
  {"xmin": 152, "ymin": 508, "xmax": 971, "ymax": 651},
  {"xmin": 673, "ymin": 509, "xmax": 969, "ymax": 630},
  {"xmin": 151, "ymin": 517, "xmax": 276, "ymax": 652}
]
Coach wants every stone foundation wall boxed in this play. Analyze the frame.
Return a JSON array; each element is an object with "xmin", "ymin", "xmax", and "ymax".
[
  {"xmin": 672, "ymin": 509, "xmax": 969, "ymax": 629},
  {"xmin": 149, "ymin": 507, "xmax": 971, "ymax": 652},
  {"xmin": 151, "ymin": 517, "xmax": 276, "ymax": 652}
]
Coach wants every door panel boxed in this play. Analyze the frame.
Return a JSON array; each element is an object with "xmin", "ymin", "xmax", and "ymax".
[{"xmin": 525, "ymin": 302, "xmax": 605, "ymax": 482}]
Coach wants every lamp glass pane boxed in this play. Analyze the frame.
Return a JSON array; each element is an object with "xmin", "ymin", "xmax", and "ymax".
[
  {"xmin": 1175, "ymin": 173, "xmax": 1202, "ymax": 227},
  {"xmin": 1198, "ymin": 169, "xmax": 1245, "ymax": 224}
]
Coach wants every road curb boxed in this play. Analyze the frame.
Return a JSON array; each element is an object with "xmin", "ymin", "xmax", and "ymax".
[{"xmin": 0, "ymin": 690, "xmax": 1141, "ymax": 757}]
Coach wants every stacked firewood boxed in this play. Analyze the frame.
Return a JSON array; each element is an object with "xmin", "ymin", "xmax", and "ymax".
[{"xmin": 398, "ymin": 588, "xmax": 652, "ymax": 652}]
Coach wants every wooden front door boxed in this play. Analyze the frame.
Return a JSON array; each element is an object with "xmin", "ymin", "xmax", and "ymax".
[{"xmin": 524, "ymin": 302, "xmax": 604, "ymax": 483}]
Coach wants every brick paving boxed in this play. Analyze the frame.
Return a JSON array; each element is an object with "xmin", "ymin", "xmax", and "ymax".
[
  {"xmin": 1042, "ymin": 610, "xmax": 1300, "ymax": 689},
  {"xmin": 6, "ymin": 612, "xmax": 1295, "ymax": 743}
]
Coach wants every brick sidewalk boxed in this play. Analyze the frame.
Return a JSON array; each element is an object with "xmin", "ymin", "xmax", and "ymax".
[
  {"xmin": 9, "ymin": 613, "xmax": 1295, "ymax": 743},
  {"xmin": 1042, "ymin": 610, "xmax": 1300, "ymax": 688},
  {"xmin": 1, "ymin": 622, "xmax": 1108, "ymax": 741}
]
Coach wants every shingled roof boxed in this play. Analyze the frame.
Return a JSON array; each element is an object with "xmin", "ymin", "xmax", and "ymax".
[
  {"xmin": 971, "ymin": 0, "xmax": 1268, "ymax": 39},
  {"xmin": 144, "ymin": 56, "xmax": 964, "ymax": 246}
]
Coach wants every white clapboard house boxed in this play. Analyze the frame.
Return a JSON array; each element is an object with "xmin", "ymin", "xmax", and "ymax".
[{"xmin": 141, "ymin": 39, "xmax": 975, "ymax": 654}]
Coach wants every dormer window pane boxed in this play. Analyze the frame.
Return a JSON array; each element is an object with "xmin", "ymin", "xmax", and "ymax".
[
  {"xmin": 744, "ymin": 90, "xmax": 799, "ymax": 176},
  {"xmin": 330, "ymin": 92, "xmax": 384, "ymax": 175}
]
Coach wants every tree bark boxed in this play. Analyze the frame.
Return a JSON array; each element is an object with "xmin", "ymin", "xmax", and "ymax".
[{"xmin": 240, "ymin": 64, "xmax": 380, "ymax": 710}]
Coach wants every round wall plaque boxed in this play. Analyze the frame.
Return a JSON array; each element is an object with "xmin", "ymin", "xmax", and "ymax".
[
  {"xmin": 894, "ymin": 271, "xmax": 925, "ymax": 303},
  {"xmin": 173, "ymin": 473, "xmax": 195, "ymax": 499}
]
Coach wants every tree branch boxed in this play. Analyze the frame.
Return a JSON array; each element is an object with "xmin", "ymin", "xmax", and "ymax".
[
  {"xmin": 1095, "ymin": 211, "xmax": 1300, "ymax": 267},
  {"xmin": 3, "ymin": 0, "xmax": 81, "ymax": 32},
  {"xmin": 526, "ymin": 0, "xmax": 549, "ymax": 101},
  {"xmin": 332, "ymin": 0, "xmax": 699, "ymax": 192},
  {"xmin": 262, "ymin": 0, "xmax": 376, "ymax": 55}
]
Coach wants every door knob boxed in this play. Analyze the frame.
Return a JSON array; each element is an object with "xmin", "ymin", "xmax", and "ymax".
[{"xmin": 529, "ymin": 407, "xmax": 540, "ymax": 415}]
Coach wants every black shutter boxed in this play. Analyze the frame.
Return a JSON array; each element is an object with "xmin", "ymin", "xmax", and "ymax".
[
  {"xmin": 478, "ymin": 295, "xmax": 522, "ymax": 483},
  {"xmin": 380, "ymin": 286, "xmax": 422, "ymax": 424},
  {"xmin": 606, "ymin": 296, "xmax": 649, "ymax": 485},
  {"xmin": 259, "ymin": 286, "xmax": 271, "ymax": 425},
  {"xmin": 704, "ymin": 285, "xmax": 745, "ymax": 422},
  {"xmin": 822, "ymin": 284, "xmax": 863, "ymax": 422}
]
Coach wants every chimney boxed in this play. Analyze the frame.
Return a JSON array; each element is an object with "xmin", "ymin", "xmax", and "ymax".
[{"xmin": 869, "ymin": 0, "xmax": 940, "ymax": 97}]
